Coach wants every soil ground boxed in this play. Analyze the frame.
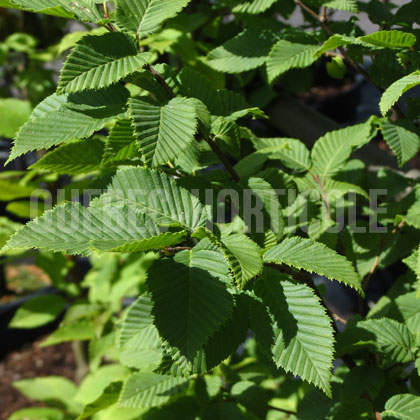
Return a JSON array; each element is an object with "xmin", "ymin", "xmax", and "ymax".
[{"xmin": 0, "ymin": 340, "xmax": 76, "ymax": 420}]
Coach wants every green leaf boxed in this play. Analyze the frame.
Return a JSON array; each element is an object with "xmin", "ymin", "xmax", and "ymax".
[
  {"xmin": 1, "ymin": 202, "xmax": 187, "ymax": 256},
  {"xmin": 251, "ymin": 269, "xmax": 335, "ymax": 396},
  {"xmin": 77, "ymin": 382, "xmax": 123, "ymax": 420},
  {"xmin": 13, "ymin": 376, "xmax": 82, "ymax": 415},
  {"xmin": 9, "ymin": 295, "xmax": 66, "ymax": 329},
  {"xmin": 323, "ymin": 0, "xmax": 358, "ymax": 12},
  {"xmin": 101, "ymin": 119, "xmax": 139, "ymax": 167},
  {"xmin": 417, "ymin": 247, "xmax": 420, "ymax": 297},
  {"xmin": 118, "ymin": 372, "xmax": 188, "ymax": 408},
  {"xmin": 119, "ymin": 294, "xmax": 162, "ymax": 370},
  {"xmin": 344, "ymin": 318, "xmax": 415, "ymax": 363},
  {"xmin": 157, "ymin": 295, "xmax": 249, "ymax": 376},
  {"xmin": 246, "ymin": 176, "xmax": 284, "ymax": 237},
  {"xmin": 31, "ymin": 138, "xmax": 105, "ymax": 174},
  {"xmin": 380, "ymin": 71, "xmax": 420, "ymax": 116},
  {"xmin": 252, "ymin": 137, "xmax": 311, "ymax": 172},
  {"xmin": 7, "ymin": 407, "xmax": 64, "ymax": 420},
  {"xmin": 129, "ymin": 97, "xmax": 198, "ymax": 167},
  {"xmin": 340, "ymin": 365, "xmax": 385, "ymax": 401},
  {"xmin": 229, "ymin": 0, "xmax": 277, "ymax": 14},
  {"xmin": 11, "ymin": 0, "xmax": 102, "ymax": 21},
  {"xmin": 264, "ymin": 236, "xmax": 363, "ymax": 293},
  {"xmin": 0, "ymin": 179, "xmax": 42, "ymax": 201},
  {"xmin": 206, "ymin": 29, "xmax": 276, "ymax": 74},
  {"xmin": 382, "ymin": 394, "xmax": 420, "ymax": 420},
  {"xmin": 91, "ymin": 167, "xmax": 209, "ymax": 231},
  {"xmin": 8, "ymin": 85, "xmax": 129, "ymax": 163},
  {"xmin": 0, "ymin": 217, "xmax": 21, "ymax": 253},
  {"xmin": 147, "ymin": 250, "xmax": 233, "ymax": 365},
  {"xmin": 267, "ymin": 40, "xmax": 319, "ymax": 84},
  {"xmin": 58, "ymin": 32, "xmax": 151, "ymax": 93},
  {"xmin": 311, "ymin": 120, "xmax": 374, "ymax": 179},
  {"xmin": 326, "ymin": 56, "xmax": 347, "ymax": 79},
  {"xmin": 314, "ymin": 34, "xmax": 355, "ymax": 58},
  {"xmin": 177, "ymin": 67, "xmax": 249, "ymax": 117},
  {"xmin": 41, "ymin": 319, "xmax": 95, "ymax": 347},
  {"xmin": 359, "ymin": 30, "xmax": 417, "ymax": 49},
  {"xmin": 74, "ymin": 365, "xmax": 129, "ymax": 406},
  {"xmin": 201, "ymin": 402, "xmax": 244, "ymax": 420},
  {"xmin": 221, "ymin": 233, "xmax": 263, "ymax": 289},
  {"xmin": 0, "ymin": 99, "xmax": 32, "ymax": 138},
  {"xmin": 116, "ymin": 0, "xmax": 192, "ymax": 37},
  {"xmin": 381, "ymin": 120, "xmax": 420, "ymax": 166}
]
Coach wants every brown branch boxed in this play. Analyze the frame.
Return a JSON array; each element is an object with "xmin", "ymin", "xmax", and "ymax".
[
  {"xmin": 205, "ymin": 136, "xmax": 240, "ymax": 182},
  {"xmin": 144, "ymin": 65, "xmax": 241, "ymax": 182},
  {"xmin": 144, "ymin": 64, "xmax": 177, "ymax": 99},
  {"xmin": 267, "ymin": 404, "xmax": 297, "ymax": 415},
  {"xmin": 320, "ymin": 5, "xmax": 327, "ymax": 22},
  {"xmin": 160, "ymin": 246, "xmax": 192, "ymax": 255}
]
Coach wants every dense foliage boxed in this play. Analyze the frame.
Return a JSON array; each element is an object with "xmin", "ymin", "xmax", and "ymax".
[{"xmin": 1, "ymin": 0, "xmax": 420, "ymax": 419}]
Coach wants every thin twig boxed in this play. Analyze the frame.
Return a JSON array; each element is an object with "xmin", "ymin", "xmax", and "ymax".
[
  {"xmin": 295, "ymin": 0, "xmax": 406, "ymax": 118},
  {"xmin": 314, "ymin": 174, "xmax": 332, "ymax": 220},
  {"xmin": 320, "ymin": 5, "xmax": 327, "ymax": 22},
  {"xmin": 103, "ymin": 1, "xmax": 109, "ymax": 18},
  {"xmin": 144, "ymin": 64, "xmax": 177, "ymax": 99},
  {"xmin": 332, "ymin": 313, "xmax": 347, "ymax": 325},
  {"xmin": 205, "ymin": 136, "xmax": 240, "ymax": 182},
  {"xmin": 160, "ymin": 246, "xmax": 192, "ymax": 255},
  {"xmin": 362, "ymin": 219, "xmax": 406, "ymax": 291},
  {"xmin": 267, "ymin": 404, "xmax": 297, "ymax": 415},
  {"xmin": 144, "ymin": 65, "xmax": 241, "ymax": 182}
]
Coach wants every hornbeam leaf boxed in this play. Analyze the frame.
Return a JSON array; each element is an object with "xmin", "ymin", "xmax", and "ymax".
[
  {"xmin": 147, "ymin": 250, "xmax": 233, "ymax": 365},
  {"xmin": 264, "ymin": 236, "xmax": 363, "ymax": 293},
  {"xmin": 221, "ymin": 234, "xmax": 263, "ymax": 289},
  {"xmin": 77, "ymin": 382, "xmax": 123, "ymax": 420},
  {"xmin": 11, "ymin": 0, "xmax": 103, "ymax": 22},
  {"xmin": 157, "ymin": 299, "xmax": 249, "ymax": 376},
  {"xmin": 314, "ymin": 34, "xmax": 355, "ymax": 58},
  {"xmin": 380, "ymin": 71, "xmax": 420, "ymax": 116},
  {"xmin": 251, "ymin": 137, "xmax": 311, "ymax": 173},
  {"xmin": 129, "ymin": 97, "xmax": 198, "ymax": 167},
  {"xmin": 91, "ymin": 167, "xmax": 209, "ymax": 231},
  {"xmin": 311, "ymin": 120, "xmax": 374, "ymax": 179},
  {"xmin": 206, "ymin": 29, "xmax": 276, "ymax": 74},
  {"xmin": 13, "ymin": 377, "xmax": 81, "ymax": 415},
  {"xmin": 340, "ymin": 318, "xmax": 415, "ymax": 363},
  {"xmin": 31, "ymin": 138, "xmax": 105, "ymax": 175},
  {"xmin": 116, "ymin": 0, "xmax": 192, "ymax": 37},
  {"xmin": 8, "ymin": 85, "xmax": 129, "ymax": 163},
  {"xmin": 232, "ymin": 0, "xmax": 277, "ymax": 15},
  {"xmin": 119, "ymin": 294, "xmax": 162, "ymax": 370},
  {"xmin": 381, "ymin": 120, "xmax": 420, "ymax": 167},
  {"xmin": 251, "ymin": 269, "xmax": 334, "ymax": 396},
  {"xmin": 230, "ymin": 0, "xmax": 277, "ymax": 14},
  {"xmin": 101, "ymin": 119, "xmax": 140, "ymax": 167},
  {"xmin": 267, "ymin": 40, "xmax": 319, "ymax": 83},
  {"xmin": 1, "ymin": 202, "xmax": 187, "ymax": 256},
  {"xmin": 58, "ymin": 32, "xmax": 152, "ymax": 93},
  {"xmin": 178, "ymin": 67, "xmax": 249, "ymax": 117},
  {"xmin": 323, "ymin": 0, "xmax": 358, "ymax": 12},
  {"xmin": 359, "ymin": 30, "xmax": 417, "ymax": 49},
  {"xmin": 118, "ymin": 372, "xmax": 188, "ymax": 409},
  {"xmin": 382, "ymin": 394, "xmax": 420, "ymax": 420}
]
